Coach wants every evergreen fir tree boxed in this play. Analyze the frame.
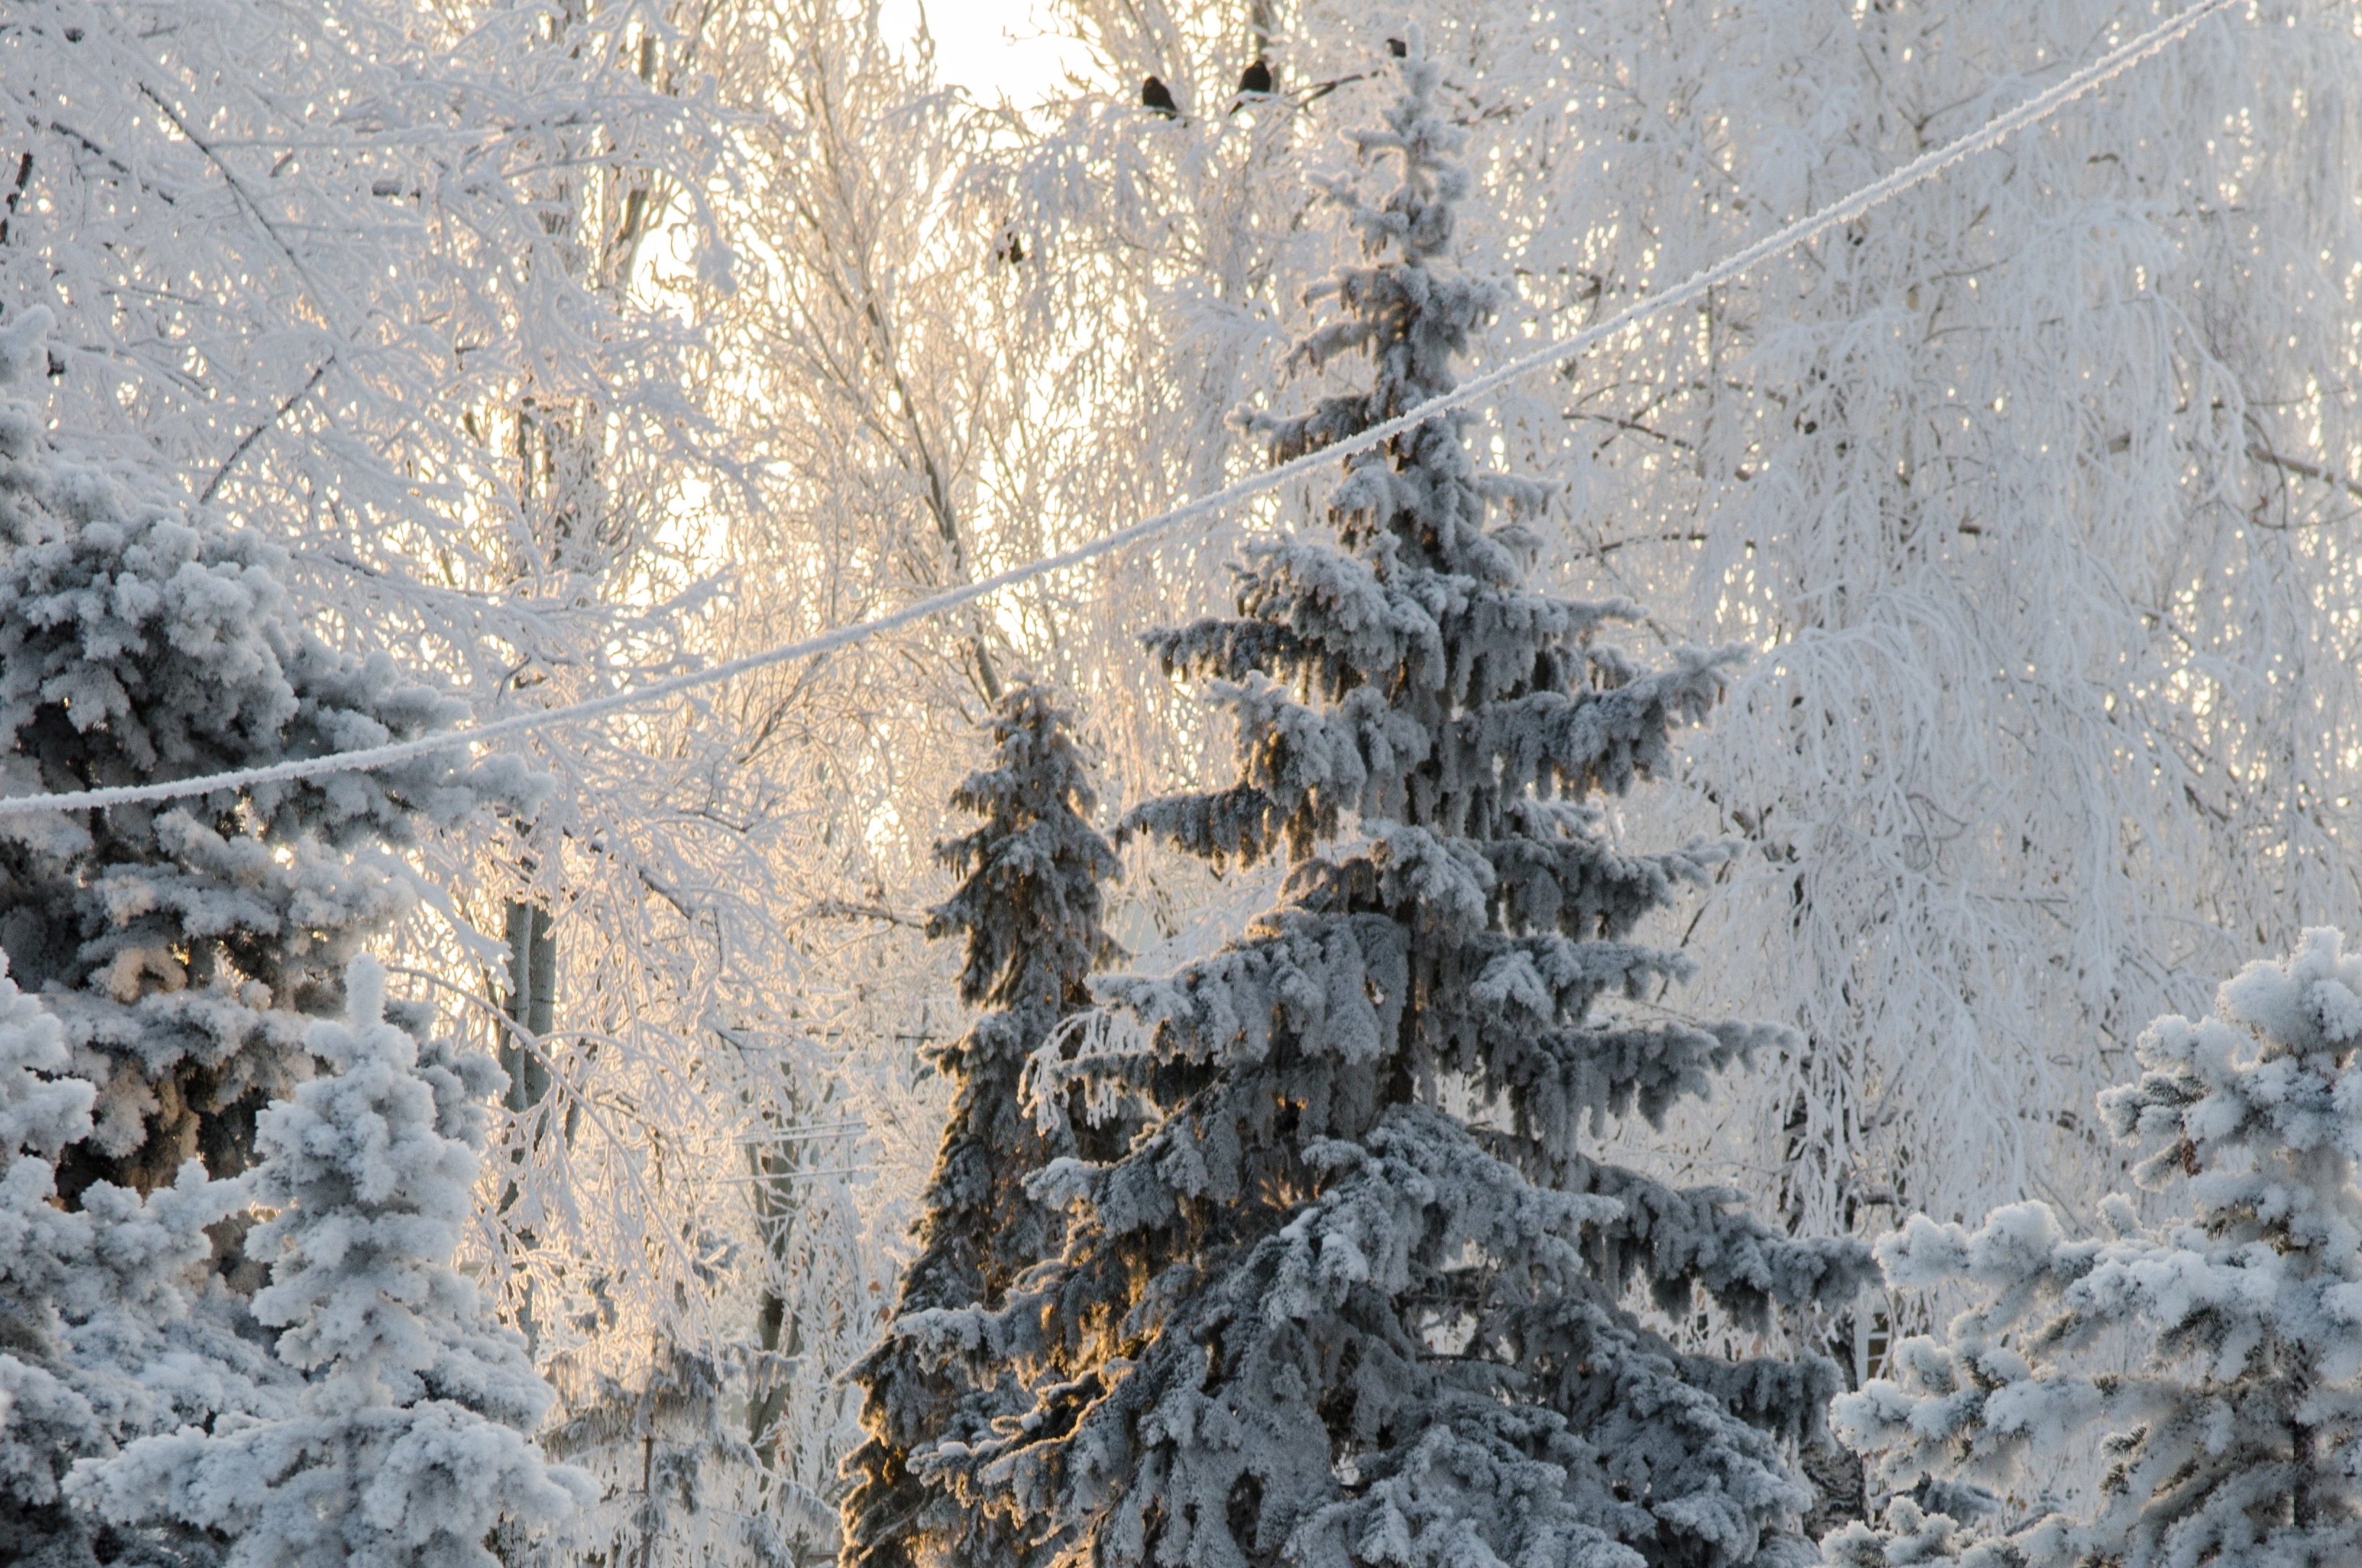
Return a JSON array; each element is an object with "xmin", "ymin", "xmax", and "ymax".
[
  {"xmin": 0, "ymin": 308, "xmax": 542, "ymax": 1213},
  {"xmin": 0, "ymin": 952, "xmax": 107, "ymax": 1551},
  {"xmin": 1830, "ymin": 926, "xmax": 2362, "ymax": 1567},
  {"xmin": 843, "ymin": 684, "xmax": 1122, "ymax": 1568},
  {"xmin": 0, "ymin": 299, "xmax": 548, "ymax": 1561},
  {"xmin": 934, "ymin": 48, "xmax": 1874, "ymax": 1568},
  {"xmin": 0, "ymin": 949, "xmax": 287, "ymax": 1567},
  {"xmin": 72, "ymin": 955, "xmax": 594, "ymax": 1567}
]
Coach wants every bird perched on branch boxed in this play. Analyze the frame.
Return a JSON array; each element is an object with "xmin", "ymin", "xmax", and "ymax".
[
  {"xmin": 1386, "ymin": 37, "xmax": 1407, "ymax": 56},
  {"xmin": 1140, "ymin": 75, "xmax": 1177, "ymax": 116},
  {"xmin": 1238, "ymin": 58, "xmax": 1273, "ymax": 95}
]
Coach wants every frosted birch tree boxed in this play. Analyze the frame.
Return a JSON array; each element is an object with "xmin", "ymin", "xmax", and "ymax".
[
  {"xmin": 0, "ymin": 0, "xmax": 810, "ymax": 1381},
  {"xmin": 967, "ymin": 0, "xmax": 1335, "ymax": 821},
  {"xmin": 922, "ymin": 54, "xmax": 1872, "ymax": 1568},
  {"xmin": 1476, "ymin": 0, "xmax": 2362, "ymax": 1286},
  {"xmin": 1829, "ymin": 928, "xmax": 2362, "ymax": 1567},
  {"xmin": 0, "ymin": 0, "xmax": 710, "ymax": 637}
]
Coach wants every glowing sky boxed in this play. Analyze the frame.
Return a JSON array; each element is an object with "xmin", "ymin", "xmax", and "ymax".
[{"xmin": 881, "ymin": 0, "xmax": 1089, "ymax": 105}]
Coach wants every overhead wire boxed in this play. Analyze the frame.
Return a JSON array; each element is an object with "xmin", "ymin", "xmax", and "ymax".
[{"xmin": 0, "ymin": 0, "xmax": 2237, "ymax": 821}]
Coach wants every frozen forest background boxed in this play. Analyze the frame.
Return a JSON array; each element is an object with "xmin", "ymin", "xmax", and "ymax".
[{"xmin": 3, "ymin": 1, "xmax": 2361, "ymax": 1564}]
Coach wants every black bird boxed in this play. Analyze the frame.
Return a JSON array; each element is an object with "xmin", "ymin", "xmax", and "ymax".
[
  {"xmin": 1238, "ymin": 58, "xmax": 1273, "ymax": 95},
  {"xmin": 1140, "ymin": 75, "xmax": 1177, "ymax": 116},
  {"xmin": 1386, "ymin": 37, "xmax": 1408, "ymax": 56}
]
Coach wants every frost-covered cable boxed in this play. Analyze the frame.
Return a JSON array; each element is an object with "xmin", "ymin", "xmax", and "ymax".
[{"xmin": 0, "ymin": 0, "xmax": 2236, "ymax": 821}]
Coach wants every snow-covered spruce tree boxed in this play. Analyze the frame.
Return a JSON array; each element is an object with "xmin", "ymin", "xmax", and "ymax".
[
  {"xmin": 934, "ymin": 56, "xmax": 1874, "ymax": 1568},
  {"xmin": 1829, "ymin": 927, "xmax": 2362, "ymax": 1567},
  {"xmin": 0, "ymin": 307, "xmax": 538, "ymax": 1216},
  {"xmin": 0, "ymin": 300, "xmax": 544, "ymax": 1561},
  {"xmin": 0, "ymin": 949, "xmax": 288, "ymax": 1566},
  {"xmin": 71, "ymin": 954, "xmax": 593, "ymax": 1565},
  {"xmin": 843, "ymin": 683, "xmax": 1123, "ymax": 1568},
  {"xmin": 0, "ymin": 957, "xmax": 99, "ymax": 1548}
]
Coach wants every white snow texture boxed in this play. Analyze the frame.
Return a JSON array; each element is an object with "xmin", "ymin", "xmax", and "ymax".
[
  {"xmin": 1833, "ymin": 928, "xmax": 2362, "ymax": 1567},
  {"xmin": 74, "ymin": 955, "xmax": 593, "ymax": 1568}
]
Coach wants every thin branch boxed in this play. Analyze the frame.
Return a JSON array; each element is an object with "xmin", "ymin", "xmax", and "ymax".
[
  {"xmin": 43, "ymin": 119, "xmax": 178, "ymax": 204},
  {"xmin": 2247, "ymin": 442, "xmax": 2362, "ymax": 504},
  {"xmin": 200, "ymin": 357, "xmax": 329, "ymax": 503},
  {"xmin": 0, "ymin": 151, "xmax": 32, "ymax": 246},
  {"xmin": 803, "ymin": 897, "xmax": 928, "ymax": 929},
  {"xmin": 137, "ymin": 85, "xmax": 339, "ymax": 324}
]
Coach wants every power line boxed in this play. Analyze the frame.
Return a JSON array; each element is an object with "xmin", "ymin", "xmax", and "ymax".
[{"xmin": 0, "ymin": 0, "xmax": 2235, "ymax": 823}]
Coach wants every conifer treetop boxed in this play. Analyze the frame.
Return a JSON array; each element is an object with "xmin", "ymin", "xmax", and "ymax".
[
  {"xmin": 929, "ymin": 682, "xmax": 1124, "ymax": 1023},
  {"xmin": 842, "ymin": 683, "xmax": 1122, "ymax": 1568}
]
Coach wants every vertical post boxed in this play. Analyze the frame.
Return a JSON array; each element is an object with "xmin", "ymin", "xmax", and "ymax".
[{"xmin": 638, "ymin": 1425, "xmax": 659, "ymax": 1568}]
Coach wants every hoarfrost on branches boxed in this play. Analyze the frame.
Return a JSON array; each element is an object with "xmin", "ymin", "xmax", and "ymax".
[
  {"xmin": 0, "ymin": 308, "xmax": 540, "ymax": 1212},
  {"xmin": 0, "ymin": 948, "xmax": 283, "ymax": 1565}
]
